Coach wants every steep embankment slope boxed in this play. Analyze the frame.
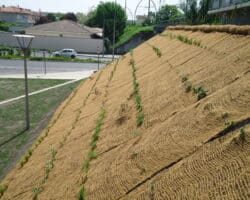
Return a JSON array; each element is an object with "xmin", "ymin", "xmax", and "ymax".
[{"xmin": 0, "ymin": 26, "xmax": 250, "ymax": 199}]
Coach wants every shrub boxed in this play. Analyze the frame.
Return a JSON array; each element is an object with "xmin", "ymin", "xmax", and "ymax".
[
  {"xmin": 83, "ymin": 159, "xmax": 90, "ymax": 173},
  {"xmin": 221, "ymin": 112, "xmax": 229, "ymax": 119},
  {"xmin": 78, "ymin": 186, "xmax": 86, "ymax": 200},
  {"xmin": 88, "ymin": 150, "xmax": 97, "ymax": 160},
  {"xmin": 193, "ymin": 86, "xmax": 207, "ymax": 101},
  {"xmin": 0, "ymin": 184, "xmax": 8, "ymax": 198},
  {"xmin": 184, "ymin": 82, "xmax": 192, "ymax": 93},
  {"xmin": 152, "ymin": 46, "xmax": 162, "ymax": 57},
  {"xmin": 239, "ymin": 128, "xmax": 246, "ymax": 143},
  {"xmin": 181, "ymin": 75, "xmax": 188, "ymax": 83},
  {"xmin": 137, "ymin": 112, "xmax": 144, "ymax": 127}
]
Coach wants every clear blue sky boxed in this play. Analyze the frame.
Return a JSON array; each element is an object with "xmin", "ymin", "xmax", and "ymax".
[{"xmin": 1, "ymin": 0, "xmax": 180, "ymax": 18}]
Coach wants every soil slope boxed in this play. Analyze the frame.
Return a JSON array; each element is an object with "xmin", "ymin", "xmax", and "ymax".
[{"xmin": 1, "ymin": 27, "xmax": 250, "ymax": 200}]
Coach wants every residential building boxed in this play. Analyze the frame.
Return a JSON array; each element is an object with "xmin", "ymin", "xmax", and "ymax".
[
  {"xmin": 0, "ymin": 5, "xmax": 40, "ymax": 27},
  {"xmin": 208, "ymin": 0, "xmax": 250, "ymax": 24}
]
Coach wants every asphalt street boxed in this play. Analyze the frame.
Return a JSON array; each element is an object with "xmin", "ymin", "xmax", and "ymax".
[{"xmin": 0, "ymin": 59, "xmax": 105, "ymax": 75}]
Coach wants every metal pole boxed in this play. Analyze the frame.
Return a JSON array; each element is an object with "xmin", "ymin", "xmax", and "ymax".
[
  {"xmin": 102, "ymin": 17, "xmax": 105, "ymax": 58},
  {"xmin": 112, "ymin": 0, "xmax": 116, "ymax": 61},
  {"xmin": 43, "ymin": 51, "xmax": 47, "ymax": 75},
  {"xmin": 23, "ymin": 50, "xmax": 30, "ymax": 130},
  {"xmin": 97, "ymin": 51, "xmax": 100, "ymax": 71}
]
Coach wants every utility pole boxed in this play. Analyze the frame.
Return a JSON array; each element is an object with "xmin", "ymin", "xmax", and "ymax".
[
  {"xmin": 125, "ymin": 0, "xmax": 127, "ymax": 15},
  {"xmin": 148, "ymin": 0, "xmax": 151, "ymax": 20},
  {"xmin": 102, "ymin": 16, "xmax": 105, "ymax": 57},
  {"xmin": 112, "ymin": 0, "xmax": 116, "ymax": 61}
]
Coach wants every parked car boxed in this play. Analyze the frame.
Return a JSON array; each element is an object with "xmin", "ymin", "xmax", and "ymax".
[{"xmin": 52, "ymin": 49, "xmax": 77, "ymax": 58}]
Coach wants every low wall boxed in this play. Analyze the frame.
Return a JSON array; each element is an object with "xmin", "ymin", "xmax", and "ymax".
[{"xmin": 0, "ymin": 32, "xmax": 103, "ymax": 53}]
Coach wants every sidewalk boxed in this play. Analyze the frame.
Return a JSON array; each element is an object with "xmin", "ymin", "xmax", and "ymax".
[
  {"xmin": 0, "ymin": 70, "xmax": 94, "ymax": 80},
  {"xmin": 0, "ymin": 79, "xmax": 82, "ymax": 106}
]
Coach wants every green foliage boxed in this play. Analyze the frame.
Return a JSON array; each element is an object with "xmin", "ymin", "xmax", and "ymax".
[
  {"xmin": 60, "ymin": 12, "xmax": 77, "ymax": 22},
  {"xmin": 32, "ymin": 187, "xmax": 42, "ymax": 198},
  {"xmin": 115, "ymin": 26, "xmax": 153, "ymax": 48},
  {"xmin": 44, "ymin": 148, "xmax": 57, "ymax": 181},
  {"xmin": 221, "ymin": 112, "xmax": 229, "ymax": 119},
  {"xmin": 181, "ymin": 75, "xmax": 188, "ymax": 83},
  {"xmin": 193, "ymin": 86, "xmax": 207, "ymax": 101},
  {"xmin": 86, "ymin": 2, "xmax": 127, "ymax": 41},
  {"xmin": 137, "ymin": 112, "xmax": 144, "ymax": 127},
  {"xmin": 0, "ymin": 184, "xmax": 8, "ymax": 197},
  {"xmin": 152, "ymin": 46, "xmax": 162, "ymax": 57},
  {"xmin": 184, "ymin": 81, "xmax": 192, "ymax": 93},
  {"xmin": 47, "ymin": 13, "xmax": 56, "ymax": 22},
  {"xmin": 88, "ymin": 150, "xmax": 97, "ymax": 160},
  {"xmin": 150, "ymin": 182, "xmax": 156, "ymax": 190},
  {"xmin": 130, "ymin": 50, "xmax": 144, "ymax": 127},
  {"xmin": 181, "ymin": 0, "xmax": 219, "ymax": 25},
  {"xmin": 83, "ymin": 159, "xmax": 90, "ymax": 173},
  {"xmin": 239, "ymin": 128, "xmax": 247, "ymax": 143},
  {"xmin": 177, "ymin": 35, "xmax": 202, "ymax": 47},
  {"xmin": 225, "ymin": 121, "xmax": 235, "ymax": 128},
  {"xmin": 156, "ymin": 5, "xmax": 183, "ymax": 23},
  {"xmin": 76, "ymin": 12, "xmax": 88, "ymax": 25},
  {"xmin": 78, "ymin": 186, "xmax": 86, "ymax": 200},
  {"xmin": 232, "ymin": 127, "xmax": 247, "ymax": 145}
]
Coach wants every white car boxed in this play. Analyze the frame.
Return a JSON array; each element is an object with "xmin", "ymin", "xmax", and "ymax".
[{"xmin": 52, "ymin": 49, "xmax": 77, "ymax": 58}]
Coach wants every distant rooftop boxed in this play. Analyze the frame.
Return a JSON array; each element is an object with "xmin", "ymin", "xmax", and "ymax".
[
  {"xmin": 0, "ymin": 5, "xmax": 40, "ymax": 16},
  {"xmin": 25, "ymin": 20, "xmax": 103, "ymax": 39}
]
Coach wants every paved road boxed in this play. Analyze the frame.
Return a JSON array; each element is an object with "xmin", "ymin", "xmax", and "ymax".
[{"xmin": 0, "ymin": 59, "xmax": 107, "ymax": 79}]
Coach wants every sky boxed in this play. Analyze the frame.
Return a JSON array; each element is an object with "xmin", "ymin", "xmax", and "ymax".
[{"xmin": 1, "ymin": 0, "xmax": 180, "ymax": 18}]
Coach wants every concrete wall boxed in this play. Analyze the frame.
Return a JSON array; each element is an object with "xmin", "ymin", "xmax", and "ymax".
[{"xmin": 0, "ymin": 31, "xmax": 104, "ymax": 53}]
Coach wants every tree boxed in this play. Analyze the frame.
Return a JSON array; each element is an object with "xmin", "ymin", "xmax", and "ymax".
[
  {"xmin": 198, "ymin": 0, "xmax": 217, "ymax": 24},
  {"xmin": 35, "ymin": 16, "xmax": 50, "ymax": 25},
  {"xmin": 47, "ymin": 13, "xmax": 56, "ymax": 22},
  {"xmin": 180, "ymin": 0, "xmax": 217, "ymax": 25},
  {"xmin": 60, "ymin": 13, "xmax": 77, "ymax": 22},
  {"xmin": 35, "ymin": 13, "xmax": 56, "ymax": 25},
  {"xmin": 186, "ymin": 0, "xmax": 198, "ymax": 24},
  {"xmin": 156, "ymin": 5, "xmax": 183, "ymax": 23},
  {"xmin": 76, "ymin": 12, "xmax": 88, "ymax": 25},
  {"xmin": 86, "ymin": 2, "xmax": 127, "ymax": 42}
]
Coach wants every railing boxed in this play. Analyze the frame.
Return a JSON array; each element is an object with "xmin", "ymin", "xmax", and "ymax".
[{"xmin": 210, "ymin": 0, "xmax": 250, "ymax": 10}]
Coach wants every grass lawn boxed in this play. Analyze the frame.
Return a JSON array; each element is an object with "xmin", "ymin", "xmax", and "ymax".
[
  {"xmin": 0, "ymin": 78, "xmax": 68, "ymax": 101},
  {"xmin": 0, "ymin": 78, "xmax": 82, "ymax": 179}
]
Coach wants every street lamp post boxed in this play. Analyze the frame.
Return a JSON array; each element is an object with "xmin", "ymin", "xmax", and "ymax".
[
  {"xmin": 112, "ymin": 0, "xmax": 116, "ymax": 61},
  {"xmin": 43, "ymin": 51, "xmax": 47, "ymax": 75},
  {"xmin": 97, "ymin": 46, "xmax": 100, "ymax": 71},
  {"xmin": 13, "ymin": 34, "xmax": 35, "ymax": 130}
]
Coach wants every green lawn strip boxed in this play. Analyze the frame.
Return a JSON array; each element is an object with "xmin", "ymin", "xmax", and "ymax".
[
  {"xmin": 0, "ymin": 78, "xmax": 68, "ymax": 101},
  {"xmin": 130, "ymin": 50, "xmax": 144, "ymax": 126},
  {"xmin": 114, "ymin": 26, "xmax": 154, "ymax": 48},
  {"xmin": 78, "ymin": 60, "xmax": 119, "ymax": 200},
  {"xmin": 0, "ymin": 80, "xmax": 82, "ymax": 181},
  {"xmin": 0, "ymin": 55, "xmax": 108, "ymax": 63}
]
